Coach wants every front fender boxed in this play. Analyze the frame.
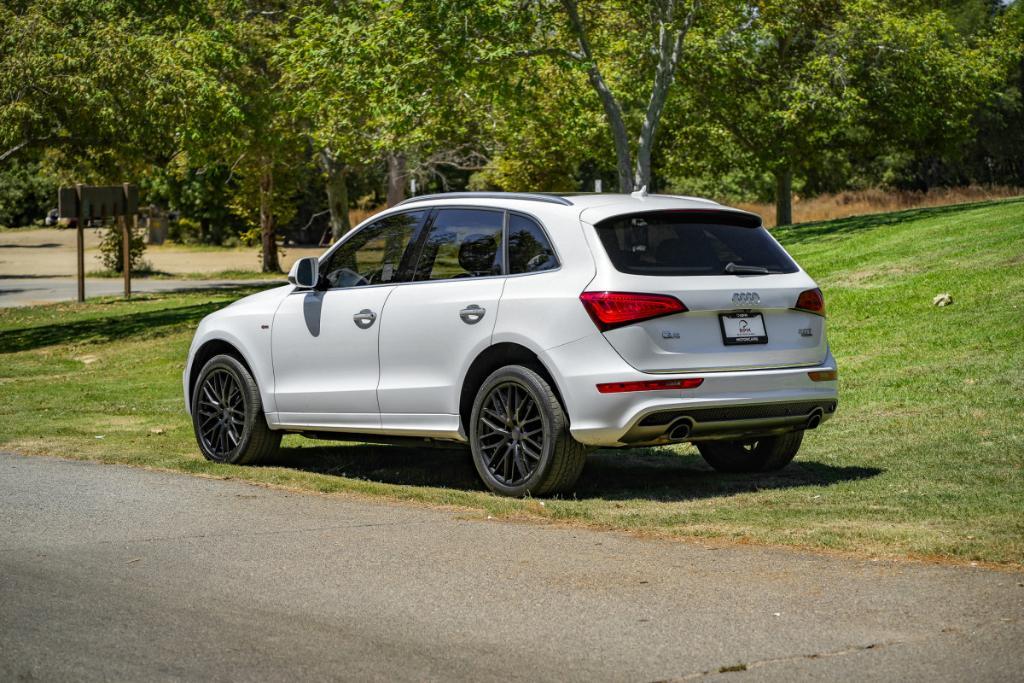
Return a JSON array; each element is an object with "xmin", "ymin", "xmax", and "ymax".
[{"xmin": 183, "ymin": 286, "xmax": 290, "ymax": 415}]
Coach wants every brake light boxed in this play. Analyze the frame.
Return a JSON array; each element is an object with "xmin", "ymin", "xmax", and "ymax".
[
  {"xmin": 596, "ymin": 378, "xmax": 704, "ymax": 393},
  {"xmin": 580, "ymin": 291, "xmax": 687, "ymax": 331},
  {"xmin": 794, "ymin": 288, "xmax": 825, "ymax": 315}
]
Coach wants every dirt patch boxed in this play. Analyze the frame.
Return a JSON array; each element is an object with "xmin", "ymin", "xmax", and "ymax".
[
  {"xmin": 827, "ymin": 264, "xmax": 922, "ymax": 288},
  {"xmin": 0, "ymin": 228, "xmax": 322, "ymax": 277}
]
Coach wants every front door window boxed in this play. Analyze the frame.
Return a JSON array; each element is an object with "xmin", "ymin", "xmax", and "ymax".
[{"xmin": 321, "ymin": 210, "xmax": 426, "ymax": 288}]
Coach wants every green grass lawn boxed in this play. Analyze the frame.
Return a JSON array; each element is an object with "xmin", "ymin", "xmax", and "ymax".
[{"xmin": 2, "ymin": 198, "xmax": 1022, "ymax": 566}]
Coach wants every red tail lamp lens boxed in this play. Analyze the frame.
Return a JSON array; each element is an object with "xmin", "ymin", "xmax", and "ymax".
[
  {"xmin": 596, "ymin": 378, "xmax": 704, "ymax": 394},
  {"xmin": 794, "ymin": 288, "xmax": 826, "ymax": 315},
  {"xmin": 580, "ymin": 291, "xmax": 687, "ymax": 331}
]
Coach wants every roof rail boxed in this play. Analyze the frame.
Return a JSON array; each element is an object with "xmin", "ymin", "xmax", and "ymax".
[{"xmin": 395, "ymin": 192, "xmax": 573, "ymax": 207}]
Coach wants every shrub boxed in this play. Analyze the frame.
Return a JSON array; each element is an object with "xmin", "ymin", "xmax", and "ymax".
[
  {"xmin": 99, "ymin": 222, "xmax": 148, "ymax": 273},
  {"xmin": 166, "ymin": 216, "xmax": 202, "ymax": 244}
]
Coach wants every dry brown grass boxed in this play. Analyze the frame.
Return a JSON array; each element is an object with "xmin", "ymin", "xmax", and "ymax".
[
  {"xmin": 348, "ymin": 206, "xmax": 385, "ymax": 227},
  {"xmin": 734, "ymin": 186, "xmax": 1024, "ymax": 227}
]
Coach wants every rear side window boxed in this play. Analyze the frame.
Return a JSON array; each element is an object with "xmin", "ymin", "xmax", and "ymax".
[
  {"xmin": 508, "ymin": 214, "xmax": 558, "ymax": 274},
  {"xmin": 412, "ymin": 209, "xmax": 503, "ymax": 280},
  {"xmin": 594, "ymin": 211, "xmax": 798, "ymax": 276}
]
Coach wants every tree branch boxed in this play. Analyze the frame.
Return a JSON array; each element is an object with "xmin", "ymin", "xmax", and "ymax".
[
  {"xmin": 0, "ymin": 139, "xmax": 30, "ymax": 163},
  {"xmin": 512, "ymin": 47, "xmax": 584, "ymax": 61}
]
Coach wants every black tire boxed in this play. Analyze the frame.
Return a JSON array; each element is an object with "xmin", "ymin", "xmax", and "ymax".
[
  {"xmin": 697, "ymin": 431, "xmax": 804, "ymax": 473},
  {"xmin": 191, "ymin": 354, "xmax": 281, "ymax": 465},
  {"xmin": 469, "ymin": 365, "xmax": 587, "ymax": 497}
]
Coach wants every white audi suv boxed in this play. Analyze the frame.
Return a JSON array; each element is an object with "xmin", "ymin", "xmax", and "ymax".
[{"xmin": 184, "ymin": 191, "xmax": 838, "ymax": 496}]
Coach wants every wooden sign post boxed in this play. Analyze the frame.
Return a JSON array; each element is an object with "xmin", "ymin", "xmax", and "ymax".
[{"xmin": 58, "ymin": 184, "xmax": 139, "ymax": 302}]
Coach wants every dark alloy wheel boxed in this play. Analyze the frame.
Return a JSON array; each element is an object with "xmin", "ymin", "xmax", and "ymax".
[
  {"xmin": 477, "ymin": 381, "xmax": 546, "ymax": 486},
  {"xmin": 469, "ymin": 365, "xmax": 588, "ymax": 497},
  {"xmin": 697, "ymin": 430, "xmax": 803, "ymax": 473},
  {"xmin": 196, "ymin": 368, "xmax": 246, "ymax": 460},
  {"xmin": 191, "ymin": 354, "xmax": 281, "ymax": 465}
]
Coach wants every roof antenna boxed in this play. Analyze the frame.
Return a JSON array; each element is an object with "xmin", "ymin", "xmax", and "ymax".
[{"xmin": 630, "ymin": 185, "xmax": 648, "ymax": 199}]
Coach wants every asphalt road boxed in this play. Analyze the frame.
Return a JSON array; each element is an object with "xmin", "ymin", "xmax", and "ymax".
[
  {"xmin": 0, "ymin": 277, "xmax": 281, "ymax": 307},
  {"xmin": 2, "ymin": 452, "xmax": 1021, "ymax": 682}
]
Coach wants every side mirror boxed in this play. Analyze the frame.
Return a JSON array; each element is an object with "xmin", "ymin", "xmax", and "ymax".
[{"xmin": 288, "ymin": 257, "xmax": 320, "ymax": 289}]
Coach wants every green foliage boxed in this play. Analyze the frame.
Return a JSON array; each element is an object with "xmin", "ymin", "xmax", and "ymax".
[
  {"xmin": 0, "ymin": 156, "xmax": 55, "ymax": 227},
  {"xmin": 665, "ymin": 0, "xmax": 1015, "ymax": 215},
  {"xmin": 150, "ymin": 164, "xmax": 246, "ymax": 246},
  {"xmin": 98, "ymin": 223, "xmax": 147, "ymax": 273},
  {"xmin": 0, "ymin": 0, "xmax": 1019, "ymax": 237}
]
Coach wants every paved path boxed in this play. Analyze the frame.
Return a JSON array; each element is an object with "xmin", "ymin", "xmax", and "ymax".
[
  {"xmin": 1, "ymin": 452, "xmax": 1021, "ymax": 682},
  {"xmin": 0, "ymin": 277, "xmax": 282, "ymax": 307}
]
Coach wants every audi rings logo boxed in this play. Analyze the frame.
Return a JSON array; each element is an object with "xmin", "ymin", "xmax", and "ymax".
[{"xmin": 732, "ymin": 291, "xmax": 760, "ymax": 305}]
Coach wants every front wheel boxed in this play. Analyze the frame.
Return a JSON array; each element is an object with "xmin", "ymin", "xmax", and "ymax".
[
  {"xmin": 697, "ymin": 431, "xmax": 804, "ymax": 473},
  {"xmin": 469, "ymin": 365, "xmax": 587, "ymax": 497},
  {"xmin": 191, "ymin": 354, "xmax": 281, "ymax": 465}
]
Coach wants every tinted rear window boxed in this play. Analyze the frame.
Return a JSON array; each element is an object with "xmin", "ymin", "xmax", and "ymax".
[{"xmin": 594, "ymin": 211, "xmax": 798, "ymax": 276}]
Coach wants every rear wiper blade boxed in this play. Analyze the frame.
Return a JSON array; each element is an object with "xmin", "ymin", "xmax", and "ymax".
[{"xmin": 724, "ymin": 262, "xmax": 772, "ymax": 274}]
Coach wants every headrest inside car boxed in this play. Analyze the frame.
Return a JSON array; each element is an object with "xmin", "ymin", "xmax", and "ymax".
[{"xmin": 458, "ymin": 234, "xmax": 498, "ymax": 275}]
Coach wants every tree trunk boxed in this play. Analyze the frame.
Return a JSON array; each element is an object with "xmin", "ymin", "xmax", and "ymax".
[
  {"xmin": 324, "ymin": 159, "xmax": 350, "ymax": 242},
  {"xmin": 610, "ymin": 112, "xmax": 635, "ymax": 193},
  {"xmin": 259, "ymin": 165, "xmax": 281, "ymax": 273},
  {"xmin": 583, "ymin": 66, "xmax": 633, "ymax": 192},
  {"xmin": 634, "ymin": 9, "xmax": 697, "ymax": 190},
  {"xmin": 774, "ymin": 167, "xmax": 793, "ymax": 227},
  {"xmin": 561, "ymin": 0, "xmax": 634, "ymax": 192},
  {"xmin": 386, "ymin": 153, "xmax": 407, "ymax": 206}
]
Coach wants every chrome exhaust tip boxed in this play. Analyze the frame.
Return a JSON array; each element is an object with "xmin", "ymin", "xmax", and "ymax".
[{"xmin": 667, "ymin": 419, "xmax": 693, "ymax": 441}]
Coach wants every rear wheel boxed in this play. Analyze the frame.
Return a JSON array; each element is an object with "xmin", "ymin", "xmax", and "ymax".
[
  {"xmin": 697, "ymin": 431, "xmax": 803, "ymax": 473},
  {"xmin": 191, "ymin": 354, "xmax": 281, "ymax": 465},
  {"xmin": 469, "ymin": 365, "xmax": 587, "ymax": 497}
]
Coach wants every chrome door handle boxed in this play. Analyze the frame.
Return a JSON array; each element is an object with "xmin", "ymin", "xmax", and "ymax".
[
  {"xmin": 352, "ymin": 309, "xmax": 377, "ymax": 329},
  {"xmin": 459, "ymin": 304, "xmax": 486, "ymax": 325}
]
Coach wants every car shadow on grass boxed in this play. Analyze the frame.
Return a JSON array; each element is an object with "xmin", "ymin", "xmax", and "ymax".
[{"xmin": 272, "ymin": 442, "xmax": 882, "ymax": 503}]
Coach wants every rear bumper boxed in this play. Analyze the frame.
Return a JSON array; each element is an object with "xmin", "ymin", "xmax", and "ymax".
[{"xmin": 540, "ymin": 333, "xmax": 838, "ymax": 447}]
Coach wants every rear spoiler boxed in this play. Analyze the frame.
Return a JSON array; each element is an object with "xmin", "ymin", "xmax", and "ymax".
[{"xmin": 595, "ymin": 208, "xmax": 763, "ymax": 229}]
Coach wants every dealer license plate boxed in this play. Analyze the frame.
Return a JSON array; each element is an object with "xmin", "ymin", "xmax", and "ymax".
[{"xmin": 719, "ymin": 312, "xmax": 768, "ymax": 345}]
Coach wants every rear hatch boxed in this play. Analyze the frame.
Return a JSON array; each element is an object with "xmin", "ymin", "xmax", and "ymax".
[{"xmin": 582, "ymin": 209, "xmax": 827, "ymax": 373}]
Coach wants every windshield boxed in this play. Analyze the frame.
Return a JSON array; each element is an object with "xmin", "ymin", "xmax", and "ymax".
[{"xmin": 593, "ymin": 211, "xmax": 798, "ymax": 276}]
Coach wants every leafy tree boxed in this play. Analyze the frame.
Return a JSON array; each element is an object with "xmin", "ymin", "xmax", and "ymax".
[
  {"xmin": 893, "ymin": 0, "xmax": 1024, "ymax": 188},
  {"xmin": 0, "ymin": 155, "xmax": 56, "ymax": 227},
  {"xmin": 279, "ymin": 3, "xmax": 376, "ymax": 241},
  {"xmin": 465, "ymin": 0, "xmax": 704, "ymax": 192},
  {"xmin": 0, "ymin": 1, "xmax": 229, "ymax": 177},
  {"xmin": 672, "ymin": 0, "xmax": 1010, "ymax": 225},
  {"xmin": 468, "ymin": 60, "xmax": 610, "ymax": 191},
  {"xmin": 281, "ymin": 0, "xmax": 493, "ymax": 241}
]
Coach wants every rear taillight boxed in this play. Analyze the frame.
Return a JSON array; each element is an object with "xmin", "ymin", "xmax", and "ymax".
[
  {"xmin": 596, "ymin": 378, "xmax": 704, "ymax": 393},
  {"xmin": 794, "ymin": 288, "xmax": 825, "ymax": 316},
  {"xmin": 580, "ymin": 291, "xmax": 687, "ymax": 332}
]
